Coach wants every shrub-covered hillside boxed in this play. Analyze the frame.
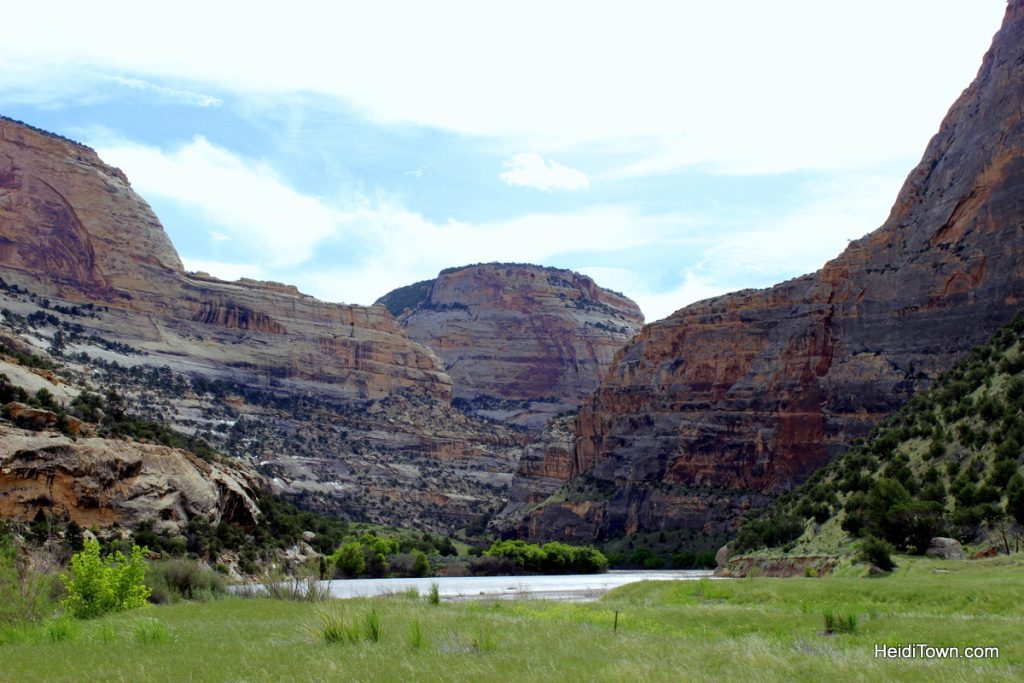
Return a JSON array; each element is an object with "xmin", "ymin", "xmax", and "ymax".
[{"xmin": 734, "ymin": 315, "xmax": 1024, "ymax": 557}]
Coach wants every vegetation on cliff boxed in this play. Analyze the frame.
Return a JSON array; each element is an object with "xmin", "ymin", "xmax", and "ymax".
[{"xmin": 733, "ymin": 315, "xmax": 1024, "ymax": 560}]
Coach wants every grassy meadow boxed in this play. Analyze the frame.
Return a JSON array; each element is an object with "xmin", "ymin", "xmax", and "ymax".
[{"xmin": 1, "ymin": 555, "xmax": 1021, "ymax": 682}]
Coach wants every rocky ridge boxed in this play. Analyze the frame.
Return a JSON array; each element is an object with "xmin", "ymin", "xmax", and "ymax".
[{"xmin": 516, "ymin": 2, "xmax": 1024, "ymax": 547}]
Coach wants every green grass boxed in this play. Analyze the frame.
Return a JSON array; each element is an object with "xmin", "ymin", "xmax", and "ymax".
[{"xmin": 0, "ymin": 555, "xmax": 1021, "ymax": 681}]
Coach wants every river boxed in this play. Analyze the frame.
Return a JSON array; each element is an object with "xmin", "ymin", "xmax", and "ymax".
[{"xmin": 322, "ymin": 569, "xmax": 715, "ymax": 602}]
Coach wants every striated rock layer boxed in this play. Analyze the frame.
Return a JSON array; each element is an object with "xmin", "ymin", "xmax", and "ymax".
[
  {"xmin": 0, "ymin": 115, "xmax": 450, "ymax": 403},
  {"xmin": 520, "ymin": 2, "xmax": 1024, "ymax": 544},
  {"xmin": 378, "ymin": 264, "xmax": 643, "ymax": 429}
]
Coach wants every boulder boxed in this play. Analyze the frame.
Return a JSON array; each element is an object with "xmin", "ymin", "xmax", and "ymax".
[
  {"xmin": 715, "ymin": 543, "xmax": 731, "ymax": 568},
  {"xmin": 925, "ymin": 537, "xmax": 965, "ymax": 560}
]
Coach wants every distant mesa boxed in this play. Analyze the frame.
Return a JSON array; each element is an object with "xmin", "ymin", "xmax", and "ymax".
[{"xmin": 377, "ymin": 262, "xmax": 644, "ymax": 429}]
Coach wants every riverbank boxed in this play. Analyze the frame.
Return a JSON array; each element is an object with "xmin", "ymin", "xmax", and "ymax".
[{"xmin": 2, "ymin": 554, "xmax": 1020, "ymax": 681}]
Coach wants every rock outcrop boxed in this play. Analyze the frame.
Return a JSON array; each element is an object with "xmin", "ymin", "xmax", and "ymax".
[
  {"xmin": 520, "ymin": 2, "xmax": 1024, "ymax": 543},
  {"xmin": 0, "ymin": 426, "xmax": 260, "ymax": 533},
  {"xmin": 378, "ymin": 264, "xmax": 643, "ymax": 428},
  {"xmin": 924, "ymin": 537, "xmax": 966, "ymax": 561}
]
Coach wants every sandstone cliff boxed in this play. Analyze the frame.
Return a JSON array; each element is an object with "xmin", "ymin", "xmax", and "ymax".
[
  {"xmin": 519, "ymin": 2, "xmax": 1024, "ymax": 545},
  {"xmin": 0, "ymin": 116, "xmax": 449, "ymax": 403},
  {"xmin": 378, "ymin": 264, "xmax": 643, "ymax": 429}
]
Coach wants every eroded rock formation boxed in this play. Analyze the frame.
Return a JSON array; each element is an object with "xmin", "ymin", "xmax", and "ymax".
[
  {"xmin": 519, "ymin": 2, "xmax": 1024, "ymax": 544},
  {"xmin": 0, "ymin": 426, "xmax": 260, "ymax": 533}
]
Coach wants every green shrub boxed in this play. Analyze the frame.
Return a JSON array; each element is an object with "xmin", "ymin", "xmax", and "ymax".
[
  {"xmin": 858, "ymin": 536, "xmax": 896, "ymax": 572},
  {"xmin": 411, "ymin": 549, "xmax": 430, "ymax": 577},
  {"xmin": 61, "ymin": 539, "xmax": 150, "ymax": 619},
  {"xmin": 427, "ymin": 581, "xmax": 441, "ymax": 605},
  {"xmin": 329, "ymin": 542, "xmax": 365, "ymax": 578},
  {"xmin": 145, "ymin": 558, "xmax": 226, "ymax": 603},
  {"xmin": 1008, "ymin": 473, "xmax": 1024, "ymax": 525},
  {"xmin": 482, "ymin": 540, "xmax": 608, "ymax": 574}
]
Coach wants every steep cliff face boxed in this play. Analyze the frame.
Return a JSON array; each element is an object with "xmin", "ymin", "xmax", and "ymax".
[
  {"xmin": 521, "ymin": 2, "xmax": 1024, "ymax": 544},
  {"xmin": 0, "ymin": 116, "xmax": 450, "ymax": 403},
  {"xmin": 378, "ymin": 264, "xmax": 643, "ymax": 428}
]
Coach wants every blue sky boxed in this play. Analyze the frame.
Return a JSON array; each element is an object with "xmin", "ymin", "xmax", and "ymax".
[{"xmin": 0, "ymin": 1, "xmax": 1006, "ymax": 321}]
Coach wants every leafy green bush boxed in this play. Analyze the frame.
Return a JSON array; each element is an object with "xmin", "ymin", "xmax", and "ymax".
[
  {"xmin": 482, "ymin": 540, "xmax": 608, "ymax": 574},
  {"xmin": 61, "ymin": 539, "xmax": 150, "ymax": 619},
  {"xmin": 858, "ymin": 536, "xmax": 896, "ymax": 572},
  {"xmin": 411, "ymin": 549, "xmax": 430, "ymax": 578},
  {"xmin": 329, "ymin": 541, "xmax": 366, "ymax": 578}
]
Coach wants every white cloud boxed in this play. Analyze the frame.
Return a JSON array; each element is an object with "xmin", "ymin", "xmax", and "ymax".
[
  {"xmin": 96, "ymin": 136, "xmax": 340, "ymax": 268},
  {"xmin": 500, "ymin": 153, "xmax": 589, "ymax": 191},
  {"xmin": 91, "ymin": 134, "xmax": 672, "ymax": 308},
  {"xmin": 0, "ymin": 1, "xmax": 1005, "ymax": 175}
]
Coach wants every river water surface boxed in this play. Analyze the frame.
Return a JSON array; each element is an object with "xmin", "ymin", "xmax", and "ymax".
[{"xmin": 323, "ymin": 570, "xmax": 715, "ymax": 602}]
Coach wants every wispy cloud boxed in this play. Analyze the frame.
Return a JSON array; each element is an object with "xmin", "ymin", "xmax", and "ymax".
[
  {"xmin": 104, "ymin": 75, "xmax": 221, "ymax": 107},
  {"xmin": 500, "ymin": 153, "xmax": 589, "ymax": 191}
]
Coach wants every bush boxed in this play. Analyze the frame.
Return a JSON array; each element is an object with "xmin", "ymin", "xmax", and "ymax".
[
  {"xmin": 482, "ymin": 540, "xmax": 607, "ymax": 574},
  {"xmin": 61, "ymin": 539, "xmax": 150, "ymax": 619},
  {"xmin": 262, "ymin": 569, "xmax": 331, "ymax": 602},
  {"xmin": 329, "ymin": 542, "xmax": 365, "ymax": 578},
  {"xmin": 411, "ymin": 549, "xmax": 431, "ymax": 578},
  {"xmin": 858, "ymin": 536, "xmax": 895, "ymax": 572},
  {"xmin": 145, "ymin": 558, "xmax": 226, "ymax": 603}
]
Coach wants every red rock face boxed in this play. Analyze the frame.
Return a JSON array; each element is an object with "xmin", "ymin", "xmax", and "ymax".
[
  {"xmin": 378, "ymin": 264, "xmax": 644, "ymax": 429},
  {"xmin": 521, "ymin": 2, "xmax": 1024, "ymax": 543},
  {"xmin": 0, "ymin": 117, "xmax": 450, "ymax": 403}
]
